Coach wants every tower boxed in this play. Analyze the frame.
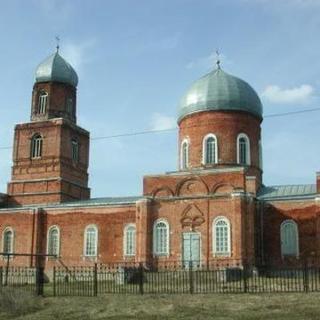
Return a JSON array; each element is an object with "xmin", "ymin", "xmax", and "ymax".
[
  {"xmin": 7, "ymin": 50, "xmax": 90, "ymax": 206},
  {"xmin": 177, "ymin": 63, "xmax": 263, "ymax": 190}
]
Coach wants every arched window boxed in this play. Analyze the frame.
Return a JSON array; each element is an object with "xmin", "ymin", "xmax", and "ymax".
[
  {"xmin": 237, "ymin": 133, "xmax": 250, "ymax": 165},
  {"xmin": 203, "ymin": 134, "xmax": 218, "ymax": 165},
  {"xmin": 47, "ymin": 226, "xmax": 60, "ymax": 256},
  {"xmin": 38, "ymin": 92, "xmax": 48, "ymax": 114},
  {"xmin": 213, "ymin": 217, "xmax": 231, "ymax": 256},
  {"xmin": 281, "ymin": 220, "xmax": 299, "ymax": 257},
  {"xmin": 66, "ymin": 98, "xmax": 73, "ymax": 116},
  {"xmin": 31, "ymin": 134, "xmax": 43, "ymax": 159},
  {"xmin": 153, "ymin": 220, "xmax": 169, "ymax": 256},
  {"xmin": 124, "ymin": 224, "xmax": 136, "ymax": 256},
  {"xmin": 84, "ymin": 225, "xmax": 98, "ymax": 257},
  {"xmin": 71, "ymin": 139, "xmax": 79, "ymax": 162},
  {"xmin": 181, "ymin": 139, "xmax": 189, "ymax": 170},
  {"xmin": 3, "ymin": 228, "xmax": 14, "ymax": 254},
  {"xmin": 259, "ymin": 140, "xmax": 263, "ymax": 170}
]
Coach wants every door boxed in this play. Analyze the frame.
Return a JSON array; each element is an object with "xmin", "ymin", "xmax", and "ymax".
[{"xmin": 182, "ymin": 232, "xmax": 200, "ymax": 267}]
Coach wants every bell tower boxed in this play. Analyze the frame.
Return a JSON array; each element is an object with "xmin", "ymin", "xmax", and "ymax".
[{"xmin": 7, "ymin": 49, "xmax": 90, "ymax": 206}]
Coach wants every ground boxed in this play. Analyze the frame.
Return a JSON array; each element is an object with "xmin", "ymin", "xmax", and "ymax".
[{"xmin": 0, "ymin": 291, "xmax": 320, "ymax": 320}]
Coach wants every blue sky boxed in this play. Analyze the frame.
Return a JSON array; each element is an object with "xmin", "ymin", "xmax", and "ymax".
[{"xmin": 0, "ymin": 0, "xmax": 319, "ymax": 197}]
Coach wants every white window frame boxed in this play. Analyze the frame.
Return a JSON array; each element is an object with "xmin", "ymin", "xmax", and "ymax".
[
  {"xmin": 47, "ymin": 225, "xmax": 60, "ymax": 257},
  {"xmin": 237, "ymin": 133, "xmax": 251, "ymax": 165},
  {"xmin": 31, "ymin": 134, "xmax": 43, "ymax": 159},
  {"xmin": 212, "ymin": 216, "xmax": 231, "ymax": 257},
  {"xmin": 38, "ymin": 92, "xmax": 48, "ymax": 114},
  {"xmin": 153, "ymin": 219, "xmax": 170, "ymax": 256},
  {"xmin": 84, "ymin": 225, "xmax": 98, "ymax": 257},
  {"xmin": 2, "ymin": 227, "xmax": 14, "ymax": 255},
  {"xmin": 123, "ymin": 224, "xmax": 136, "ymax": 257},
  {"xmin": 180, "ymin": 138, "xmax": 189, "ymax": 170},
  {"xmin": 202, "ymin": 133, "xmax": 218, "ymax": 165},
  {"xmin": 280, "ymin": 220, "xmax": 299, "ymax": 258}
]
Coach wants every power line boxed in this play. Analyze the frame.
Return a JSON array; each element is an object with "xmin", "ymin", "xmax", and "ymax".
[{"xmin": 0, "ymin": 107, "xmax": 319, "ymax": 150}]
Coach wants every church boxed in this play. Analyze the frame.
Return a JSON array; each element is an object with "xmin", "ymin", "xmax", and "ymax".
[{"xmin": 0, "ymin": 49, "xmax": 319, "ymax": 271}]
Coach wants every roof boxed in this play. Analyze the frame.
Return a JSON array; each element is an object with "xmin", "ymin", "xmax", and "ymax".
[
  {"xmin": 178, "ymin": 68, "xmax": 263, "ymax": 122},
  {"xmin": 257, "ymin": 184, "xmax": 317, "ymax": 201},
  {"xmin": 35, "ymin": 51, "xmax": 78, "ymax": 87},
  {"xmin": 47, "ymin": 196, "xmax": 142, "ymax": 208}
]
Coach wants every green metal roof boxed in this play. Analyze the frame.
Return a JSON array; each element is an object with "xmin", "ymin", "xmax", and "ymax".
[
  {"xmin": 257, "ymin": 184, "xmax": 316, "ymax": 201},
  {"xmin": 178, "ymin": 68, "xmax": 263, "ymax": 122},
  {"xmin": 35, "ymin": 51, "xmax": 78, "ymax": 87}
]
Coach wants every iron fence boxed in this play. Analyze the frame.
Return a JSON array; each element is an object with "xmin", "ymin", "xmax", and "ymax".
[{"xmin": 52, "ymin": 261, "xmax": 320, "ymax": 296}]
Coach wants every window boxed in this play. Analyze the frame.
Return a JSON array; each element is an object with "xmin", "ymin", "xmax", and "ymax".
[
  {"xmin": 3, "ymin": 228, "xmax": 14, "ymax": 254},
  {"xmin": 153, "ymin": 220, "xmax": 169, "ymax": 256},
  {"xmin": 281, "ymin": 220, "xmax": 299, "ymax": 257},
  {"xmin": 237, "ymin": 133, "xmax": 250, "ymax": 165},
  {"xmin": 71, "ymin": 139, "xmax": 79, "ymax": 162},
  {"xmin": 213, "ymin": 217, "xmax": 231, "ymax": 256},
  {"xmin": 66, "ymin": 98, "xmax": 73, "ymax": 115},
  {"xmin": 259, "ymin": 140, "xmax": 263, "ymax": 170},
  {"xmin": 47, "ymin": 226, "xmax": 60, "ymax": 256},
  {"xmin": 181, "ymin": 139, "xmax": 189, "ymax": 170},
  {"xmin": 31, "ymin": 134, "xmax": 43, "ymax": 158},
  {"xmin": 124, "ymin": 224, "xmax": 136, "ymax": 256},
  {"xmin": 38, "ymin": 92, "xmax": 48, "ymax": 114},
  {"xmin": 203, "ymin": 134, "xmax": 218, "ymax": 165},
  {"xmin": 84, "ymin": 225, "xmax": 98, "ymax": 257}
]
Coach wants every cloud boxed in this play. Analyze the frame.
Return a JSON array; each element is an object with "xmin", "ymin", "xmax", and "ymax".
[
  {"xmin": 150, "ymin": 113, "xmax": 176, "ymax": 130},
  {"xmin": 186, "ymin": 51, "xmax": 233, "ymax": 71},
  {"xmin": 62, "ymin": 39, "xmax": 97, "ymax": 74},
  {"xmin": 261, "ymin": 84, "xmax": 314, "ymax": 104}
]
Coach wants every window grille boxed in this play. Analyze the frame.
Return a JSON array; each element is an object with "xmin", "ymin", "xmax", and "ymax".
[
  {"xmin": 71, "ymin": 140, "xmax": 79, "ymax": 162},
  {"xmin": 154, "ymin": 221, "xmax": 169, "ymax": 255},
  {"xmin": 3, "ymin": 229, "xmax": 13, "ymax": 254},
  {"xmin": 38, "ymin": 92, "xmax": 48, "ymax": 114},
  {"xmin": 181, "ymin": 140, "xmax": 189, "ymax": 169},
  {"xmin": 124, "ymin": 225, "xmax": 136, "ymax": 256},
  {"xmin": 204, "ymin": 135, "xmax": 217, "ymax": 164},
  {"xmin": 66, "ymin": 98, "xmax": 73, "ymax": 115},
  {"xmin": 85, "ymin": 226, "xmax": 97, "ymax": 256},
  {"xmin": 237, "ymin": 134, "xmax": 250, "ymax": 165},
  {"xmin": 31, "ymin": 135, "xmax": 43, "ymax": 158},
  {"xmin": 213, "ymin": 218, "xmax": 230, "ymax": 256},
  {"xmin": 48, "ymin": 227, "xmax": 59, "ymax": 256}
]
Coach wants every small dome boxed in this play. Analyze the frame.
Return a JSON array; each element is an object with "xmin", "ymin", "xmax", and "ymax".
[
  {"xmin": 35, "ymin": 51, "xmax": 78, "ymax": 87},
  {"xmin": 178, "ymin": 68, "xmax": 263, "ymax": 122}
]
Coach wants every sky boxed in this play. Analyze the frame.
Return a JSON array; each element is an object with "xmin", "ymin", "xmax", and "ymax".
[{"xmin": 0, "ymin": 0, "xmax": 319, "ymax": 197}]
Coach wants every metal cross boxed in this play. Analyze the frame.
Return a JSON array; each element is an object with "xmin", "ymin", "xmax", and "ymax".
[
  {"xmin": 215, "ymin": 49, "xmax": 221, "ymax": 69},
  {"xmin": 55, "ymin": 36, "xmax": 60, "ymax": 52}
]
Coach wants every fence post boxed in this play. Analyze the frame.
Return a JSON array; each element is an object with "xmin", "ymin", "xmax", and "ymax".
[
  {"xmin": 243, "ymin": 264, "xmax": 248, "ymax": 293},
  {"xmin": 189, "ymin": 261, "xmax": 194, "ymax": 294},
  {"xmin": 36, "ymin": 267, "xmax": 44, "ymax": 296},
  {"xmin": 53, "ymin": 266, "xmax": 56, "ymax": 297},
  {"xmin": 93, "ymin": 263, "xmax": 98, "ymax": 297},
  {"xmin": 139, "ymin": 263, "xmax": 144, "ymax": 295},
  {"xmin": 0, "ymin": 266, "xmax": 2, "ymax": 290},
  {"xmin": 5, "ymin": 254, "xmax": 9, "ymax": 286},
  {"xmin": 303, "ymin": 260, "xmax": 309, "ymax": 293}
]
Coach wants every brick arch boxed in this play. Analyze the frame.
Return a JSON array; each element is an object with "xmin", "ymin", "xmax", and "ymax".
[
  {"xmin": 176, "ymin": 177, "xmax": 209, "ymax": 196},
  {"xmin": 152, "ymin": 186, "xmax": 175, "ymax": 198},
  {"xmin": 211, "ymin": 182, "xmax": 235, "ymax": 194}
]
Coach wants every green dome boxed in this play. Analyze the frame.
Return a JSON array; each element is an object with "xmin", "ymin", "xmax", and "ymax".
[
  {"xmin": 178, "ymin": 68, "xmax": 263, "ymax": 122},
  {"xmin": 35, "ymin": 51, "xmax": 78, "ymax": 87}
]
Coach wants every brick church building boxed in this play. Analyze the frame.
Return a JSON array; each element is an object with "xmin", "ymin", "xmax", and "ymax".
[{"xmin": 0, "ymin": 50, "xmax": 319, "ymax": 270}]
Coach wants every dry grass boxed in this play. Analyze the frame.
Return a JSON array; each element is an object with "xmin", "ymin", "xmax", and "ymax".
[{"xmin": 1, "ymin": 292, "xmax": 320, "ymax": 319}]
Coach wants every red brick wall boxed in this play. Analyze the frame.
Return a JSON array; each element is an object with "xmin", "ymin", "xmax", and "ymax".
[
  {"xmin": 262, "ymin": 199, "xmax": 320, "ymax": 265},
  {"xmin": 178, "ymin": 111, "xmax": 262, "ymax": 175}
]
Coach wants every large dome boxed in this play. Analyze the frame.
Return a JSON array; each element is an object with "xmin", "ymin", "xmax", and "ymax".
[
  {"xmin": 178, "ymin": 68, "xmax": 263, "ymax": 122},
  {"xmin": 35, "ymin": 51, "xmax": 78, "ymax": 87}
]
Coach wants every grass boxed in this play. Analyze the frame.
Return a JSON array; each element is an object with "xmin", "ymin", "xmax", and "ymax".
[{"xmin": 1, "ymin": 292, "xmax": 320, "ymax": 319}]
